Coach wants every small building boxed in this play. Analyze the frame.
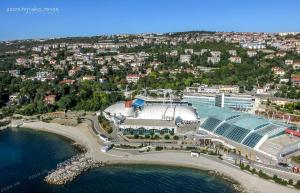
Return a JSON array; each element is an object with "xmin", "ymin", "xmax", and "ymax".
[
  {"xmin": 276, "ymin": 51, "xmax": 287, "ymax": 57},
  {"xmin": 184, "ymin": 49, "xmax": 194, "ymax": 54},
  {"xmin": 185, "ymin": 85, "xmax": 239, "ymax": 94},
  {"xmin": 272, "ymin": 67, "xmax": 286, "ymax": 77},
  {"xmin": 68, "ymin": 67, "xmax": 81, "ymax": 76},
  {"xmin": 59, "ymin": 79, "xmax": 75, "ymax": 85},
  {"xmin": 228, "ymin": 50, "xmax": 237, "ymax": 56},
  {"xmin": 265, "ymin": 54, "xmax": 275, "ymax": 59},
  {"xmin": 8, "ymin": 70, "xmax": 20, "ymax": 77},
  {"xmin": 210, "ymin": 51, "xmax": 221, "ymax": 57},
  {"xmin": 100, "ymin": 66, "xmax": 108, "ymax": 75},
  {"xmin": 180, "ymin": 55, "xmax": 191, "ymax": 64},
  {"xmin": 36, "ymin": 71, "xmax": 56, "ymax": 82},
  {"xmin": 285, "ymin": 59, "xmax": 294, "ymax": 65},
  {"xmin": 99, "ymin": 78, "xmax": 108, "ymax": 84},
  {"xmin": 126, "ymin": 74, "xmax": 145, "ymax": 83},
  {"xmin": 44, "ymin": 95, "xmax": 56, "ymax": 105},
  {"xmin": 247, "ymin": 51, "xmax": 257, "ymax": 57},
  {"xmin": 229, "ymin": 56, "xmax": 242, "ymax": 63},
  {"xmin": 82, "ymin": 76, "xmax": 96, "ymax": 81},
  {"xmin": 279, "ymin": 78, "xmax": 289, "ymax": 84},
  {"xmin": 8, "ymin": 93, "xmax": 20, "ymax": 105},
  {"xmin": 170, "ymin": 50, "xmax": 178, "ymax": 56},
  {"xmin": 241, "ymin": 43, "xmax": 266, "ymax": 50},
  {"xmin": 207, "ymin": 57, "xmax": 220, "ymax": 64},
  {"xmin": 293, "ymin": 62, "xmax": 300, "ymax": 70},
  {"xmin": 291, "ymin": 74, "xmax": 300, "ymax": 87}
]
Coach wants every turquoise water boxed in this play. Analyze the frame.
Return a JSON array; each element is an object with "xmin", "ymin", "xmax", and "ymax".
[{"xmin": 0, "ymin": 128, "xmax": 238, "ymax": 193}]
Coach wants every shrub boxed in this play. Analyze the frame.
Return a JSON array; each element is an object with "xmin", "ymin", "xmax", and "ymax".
[
  {"xmin": 251, "ymin": 168, "xmax": 256, "ymax": 174},
  {"xmin": 245, "ymin": 165, "xmax": 250, "ymax": 171},
  {"xmin": 258, "ymin": 170, "xmax": 271, "ymax": 180},
  {"xmin": 294, "ymin": 180, "xmax": 300, "ymax": 189},
  {"xmin": 155, "ymin": 146, "xmax": 163, "ymax": 151},
  {"xmin": 271, "ymin": 175, "xmax": 288, "ymax": 186},
  {"xmin": 273, "ymin": 175, "xmax": 278, "ymax": 181},
  {"xmin": 240, "ymin": 163, "xmax": 245, "ymax": 170},
  {"xmin": 106, "ymin": 127, "xmax": 113, "ymax": 134}
]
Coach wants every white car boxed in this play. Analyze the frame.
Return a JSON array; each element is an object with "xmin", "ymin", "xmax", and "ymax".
[{"xmin": 99, "ymin": 134, "xmax": 109, "ymax": 142}]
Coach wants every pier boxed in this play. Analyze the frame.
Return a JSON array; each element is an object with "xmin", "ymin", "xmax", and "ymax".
[{"xmin": 45, "ymin": 154, "xmax": 104, "ymax": 185}]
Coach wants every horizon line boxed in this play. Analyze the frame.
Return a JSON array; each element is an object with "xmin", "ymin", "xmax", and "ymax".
[{"xmin": 1, "ymin": 30, "xmax": 300, "ymax": 42}]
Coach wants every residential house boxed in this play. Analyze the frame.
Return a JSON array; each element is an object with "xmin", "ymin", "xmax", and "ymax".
[
  {"xmin": 207, "ymin": 57, "xmax": 220, "ymax": 64},
  {"xmin": 210, "ymin": 51, "xmax": 221, "ymax": 57},
  {"xmin": 265, "ymin": 54, "xmax": 275, "ymax": 59},
  {"xmin": 8, "ymin": 93, "xmax": 20, "ymax": 105},
  {"xmin": 36, "ymin": 71, "xmax": 55, "ymax": 81},
  {"xmin": 285, "ymin": 59, "xmax": 294, "ymax": 65},
  {"xmin": 228, "ymin": 50, "xmax": 237, "ymax": 56},
  {"xmin": 82, "ymin": 76, "xmax": 96, "ymax": 81},
  {"xmin": 291, "ymin": 74, "xmax": 300, "ymax": 87},
  {"xmin": 170, "ymin": 50, "xmax": 178, "ymax": 56},
  {"xmin": 180, "ymin": 55, "xmax": 191, "ymax": 64},
  {"xmin": 247, "ymin": 51, "xmax": 257, "ymax": 57},
  {"xmin": 272, "ymin": 67, "xmax": 285, "ymax": 77},
  {"xmin": 59, "ymin": 79, "xmax": 75, "ymax": 85},
  {"xmin": 229, "ymin": 56, "xmax": 242, "ymax": 63},
  {"xmin": 99, "ymin": 78, "xmax": 108, "ymax": 84},
  {"xmin": 276, "ymin": 51, "xmax": 287, "ymax": 57},
  {"xmin": 68, "ymin": 67, "xmax": 81, "ymax": 76},
  {"xmin": 100, "ymin": 66, "xmax": 108, "ymax": 75},
  {"xmin": 8, "ymin": 70, "xmax": 20, "ymax": 77},
  {"xmin": 279, "ymin": 78, "xmax": 289, "ymax": 84},
  {"xmin": 44, "ymin": 95, "xmax": 56, "ymax": 105},
  {"xmin": 293, "ymin": 62, "xmax": 300, "ymax": 70},
  {"xmin": 184, "ymin": 49, "xmax": 193, "ymax": 54},
  {"xmin": 126, "ymin": 74, "xmax": 145, "ymax": 83}
]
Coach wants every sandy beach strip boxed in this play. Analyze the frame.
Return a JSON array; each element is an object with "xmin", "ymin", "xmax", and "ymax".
[{"xmin": 20, "ymin": 121, "xmax": 300, "ymax": 193}]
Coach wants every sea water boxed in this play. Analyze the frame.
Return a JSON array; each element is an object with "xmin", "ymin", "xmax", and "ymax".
[{"xmin": 0, "ymin": 128, "xmax": 238, "ymax": 193}]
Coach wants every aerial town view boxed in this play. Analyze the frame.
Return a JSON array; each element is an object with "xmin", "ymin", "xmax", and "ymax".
[{"xmin": 1, "ymin": 0, "xmax": 300, "ymax": 193}]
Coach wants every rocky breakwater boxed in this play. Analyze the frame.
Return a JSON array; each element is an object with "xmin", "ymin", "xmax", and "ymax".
[{"xmin": 45, "ymin": 154, "xmax": 104, "ymax": 185}]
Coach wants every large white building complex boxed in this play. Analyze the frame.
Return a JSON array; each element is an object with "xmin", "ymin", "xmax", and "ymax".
[
  {"xmin": 104, "ymin": 93, "xmax": 300, "ymax": 161},
  {"xmin": 103, "ymin": 98, "xmax": 199, "ymax": 135}
]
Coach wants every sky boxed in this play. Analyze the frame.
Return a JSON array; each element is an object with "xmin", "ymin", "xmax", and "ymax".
[{"xmin": 0, "ymin": 0, "xmax": 299, "ymax": 41}]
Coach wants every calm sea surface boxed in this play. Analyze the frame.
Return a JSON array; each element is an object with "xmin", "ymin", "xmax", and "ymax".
[{"xmin": 0, "ymin": 128, "xmax": 238, "ymax": 193}]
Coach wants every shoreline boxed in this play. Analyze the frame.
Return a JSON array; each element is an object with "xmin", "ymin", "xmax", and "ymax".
[
  {"xmin": 16, "ymin": 121, "xmax": 300, "ymax": 193},
  {"xmin": 104, "ymin": 161, "xmax": 244, "ymax": 192},
  {"xmin": 17, "ymin": 125, "xmax": 242, "ymax": 191},
  {"xmin": 18, "ymin": 127, "xmax": 88, "ymax": 153}
]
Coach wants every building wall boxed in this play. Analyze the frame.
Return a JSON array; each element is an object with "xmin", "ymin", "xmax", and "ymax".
[
  {"xmin": 184, "ymin": 94, "xmax": 255, "ymax": 111},
  {"xmin": 119, "ymin": 127, "xmax": 175, "ymax": 135}
]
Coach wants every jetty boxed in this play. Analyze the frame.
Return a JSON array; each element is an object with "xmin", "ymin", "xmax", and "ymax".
[{"xmin": 45, "ymin": 154, "xmax": 104, "ymax": 185}]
